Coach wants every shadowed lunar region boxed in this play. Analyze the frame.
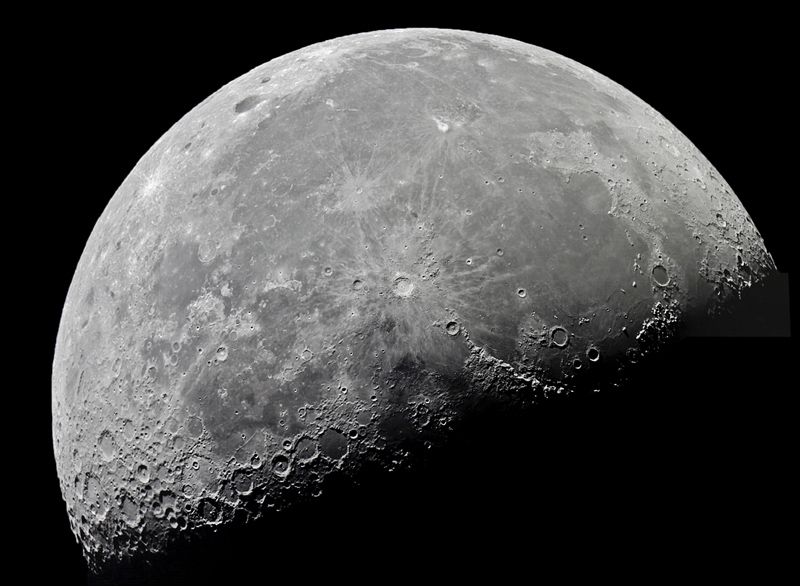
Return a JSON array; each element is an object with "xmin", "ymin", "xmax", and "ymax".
[{"xmin": 49, "ymin": 26, "xmax": 791, "ymax": 584}]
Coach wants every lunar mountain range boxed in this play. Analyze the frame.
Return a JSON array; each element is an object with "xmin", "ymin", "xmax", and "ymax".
[{"xmin": 47, "ymin": 25, "xmax": 791, "ymax": 584}]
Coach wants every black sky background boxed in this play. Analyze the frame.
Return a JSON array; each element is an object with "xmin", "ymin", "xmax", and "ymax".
[{"xmin": 39, "ymin": 14, "xmax": 792, "ymax": 584}]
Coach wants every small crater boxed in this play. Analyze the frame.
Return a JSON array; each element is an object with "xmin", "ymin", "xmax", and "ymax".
[
  {"xmin": 295, "ymin": 438, "xmax": 318, "ymax": 462},
  {"xmin": 232, "ymin": 469, "xmax": 254, "ymax": 494},
  {"xmin": 136, "ymin": 464, "xmax": 150, "ymax": 484},
  {"xmin": 586, "ymin": 347, "xmax": 600, "ymax": 362},
  {"xmin": 98, "ymin": 430, "xmax": 116, "ymax": 461},
  {"xmin": 445, "ymin": 321, "xmax": 460, "ymax": 336},
  {"xmin": 433, "ymin": 117, "xmax": 450, "ymax": 132},
  {"xmin": 517, "ymin": 288, "xmax": 527, "ymax": 298},
  {"xmin": 323, "ymin": 267, "xmax": 333, "ymax": 277},
  {"xmin": 199, "ymin": 499, "xmax": 220, "ymax": 522},
  {"xmin": 272, "ymin": 454, "xmax": 291, "ymax": 477},
  {"xmin": 652, "ymin": 265, "xmax": 670, "ymax": 286},
  {"xmin": 551, "ymin": 327, "xmax": 569, "ymax": 347},
  {"xmin": 198, "ymin": 239, "xmax": 217, "ymax": 263},
  {"xmin": 234, "ymin": 95, "xmax": 263, "ymax": 113},
  {"xmin": 496, "ymin": 248, "xmax": 504, "ymax": 256},
  {"xmin": 186, "ymin": 416, "xmax": 203, "ymax": 438},
  {"xmin": 393, "ymin": 276, "xmax": 414, "ymax": 297},
  {"xmin": 145, "ymin": 365, "xmax": 158, "ymax": 381},
  {"xmin": 352, "ymin": 279, "xmax": 363, "ymax": 290}
]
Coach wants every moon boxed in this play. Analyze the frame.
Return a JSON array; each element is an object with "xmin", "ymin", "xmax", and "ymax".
[{"xmin": 50, "ymin": 26, "xmax": 790, "ymax": 583}]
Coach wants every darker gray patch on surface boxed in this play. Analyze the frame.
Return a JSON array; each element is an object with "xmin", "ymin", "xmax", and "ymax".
[
  {"xmin": 318, "ymin": 429, "xmax": 348, "ymax": 459},
  {"xmin": 150, "ymin": 239, "xmax": 213, "ymax": 320}
]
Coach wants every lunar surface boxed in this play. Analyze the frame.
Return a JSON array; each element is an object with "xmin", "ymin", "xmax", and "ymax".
[{"xmin": 52, "ymin": 28, "xmax": 784, "ymax": 579}]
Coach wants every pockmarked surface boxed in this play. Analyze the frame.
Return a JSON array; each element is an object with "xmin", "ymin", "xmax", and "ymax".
[{"xmin": 52, "ymin": 28, "xmax": 775, "ymax": 570}]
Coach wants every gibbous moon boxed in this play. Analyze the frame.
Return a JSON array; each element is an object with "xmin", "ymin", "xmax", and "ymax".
[{"xmin": 52, "ymin": 28, "xmax": 778, "ymax": 577}]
